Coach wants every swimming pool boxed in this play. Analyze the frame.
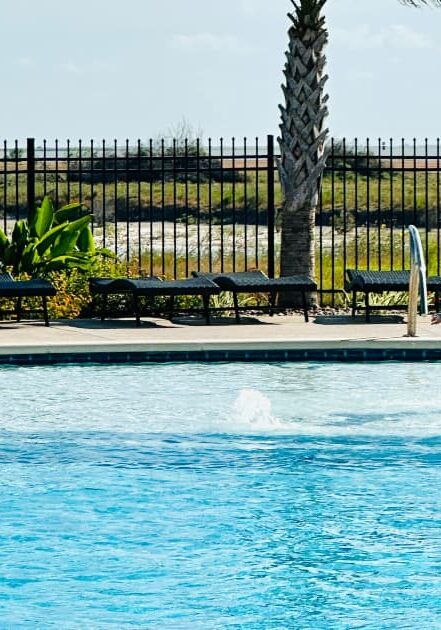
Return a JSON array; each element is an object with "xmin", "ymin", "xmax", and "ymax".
[{"xmin": 1, "ymin": 362, "xmax": 441, "ymax": 628}]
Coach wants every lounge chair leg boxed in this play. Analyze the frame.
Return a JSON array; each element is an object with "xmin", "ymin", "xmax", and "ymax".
[
  {"xmin": 133, "ymin": 293, "xmax": 141, "ymax": 327},
  {"xmin": 16, "ymin": 297, "xmax": 22, "ymax": 323},
  {"xmin": 365, "ymin": 292, "xmax": 370, "ymax": 322},
  {"xmin": 302, "ymin": 291, "xmax": 309, "ymax": 323},
  {"xmin": 42, "ymin": 296, "xmax": 50, "ymax": 327},
  {"xmin": 169, "ymin": 296, "xmax": 175, "ymax": 321},
  {"xmin": 202, "ymin": 294, "xmax": 211, "ymax": 325},
  {"xmin": 233, "ymin": 291, "xmax": 240, "ymax": 323},
  {"xmin": 269, "ymin": 290, "xmax": 276, "ymax": 317},
  {"xmin": 352, "ymin": 291, "xmax": 357, "ymax": 318}
]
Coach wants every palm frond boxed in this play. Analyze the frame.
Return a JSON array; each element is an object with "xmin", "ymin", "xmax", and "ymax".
[{"xmin": 400, "ymin": 0, "xmax": 441, "ymax": 6}]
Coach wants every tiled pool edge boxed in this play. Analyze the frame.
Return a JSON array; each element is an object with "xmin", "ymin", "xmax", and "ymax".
[{"xmin": 1, "ymin": 340, "xmax": 441, "ymax": 364}]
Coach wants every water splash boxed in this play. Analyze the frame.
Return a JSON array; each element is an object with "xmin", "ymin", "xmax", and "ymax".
[{"xmin": 231, "ymin": 389, "xmax": 285, "ymax": 432}]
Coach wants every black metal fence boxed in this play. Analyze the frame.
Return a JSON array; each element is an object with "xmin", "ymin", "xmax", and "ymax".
[
  {"xmin": 1, "ymin": 136, "xmax": 441, "ymax": 304},
  {"xmin": 318, "ymin": 138, "xmax": 441, "ymax": 305}
]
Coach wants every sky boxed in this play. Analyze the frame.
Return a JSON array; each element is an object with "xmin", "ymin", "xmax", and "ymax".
[{"xmin": 1, "ymin": 0, "xmax": 440, "ymax": 143}]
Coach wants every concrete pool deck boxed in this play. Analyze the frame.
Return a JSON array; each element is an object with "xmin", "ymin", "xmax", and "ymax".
[{"xmin": 1, "ymin": 313, "xmax": 441, "ymax": 363}]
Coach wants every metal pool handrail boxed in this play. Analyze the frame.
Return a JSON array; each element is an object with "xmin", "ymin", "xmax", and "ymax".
[{"xmin": 407, "ymin": 225, "xmax": 428, "ymax": 337}]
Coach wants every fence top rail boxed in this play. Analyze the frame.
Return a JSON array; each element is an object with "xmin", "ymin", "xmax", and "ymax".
[{"xmin": 1, "ymin": 136, "xmax": 441, "ymax": 152}]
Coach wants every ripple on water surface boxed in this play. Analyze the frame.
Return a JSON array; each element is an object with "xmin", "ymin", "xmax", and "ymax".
[{"xmin": 0, "ymin": 362, "xmax": 441, "ymax": 628}]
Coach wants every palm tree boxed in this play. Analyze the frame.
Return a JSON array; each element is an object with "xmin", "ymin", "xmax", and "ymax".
[{"xmin": 278, "ymin": 0, "xmax": 440, "ymax": 299}]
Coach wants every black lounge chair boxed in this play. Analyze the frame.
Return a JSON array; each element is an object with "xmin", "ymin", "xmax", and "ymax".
[
  {"xmin": 346, "ymin": 269, "xmax": 441, "ymax": 321},
  {"xmin": 0, "ymin": 272, "xmax": 56, "ymax": 326},
  {"xmin": 89, "ymin": 277, "xmax": 161, "ymax": 322},
  {"xmin": 89, "ymin": 276, "xmax": 220, "ymax": 325},
  {"xmin": 192, "ymin": 271, "xmax": 317, "ymax": 322}
]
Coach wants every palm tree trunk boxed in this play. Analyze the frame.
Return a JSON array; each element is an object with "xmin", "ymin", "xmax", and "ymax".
[
  {"xmin": 278, "ymin": 0, "xmax": 328, "ymax": 306},
  {"xmin": 280, "ymin": 199, "xmax": 315, "ymax": 279}
]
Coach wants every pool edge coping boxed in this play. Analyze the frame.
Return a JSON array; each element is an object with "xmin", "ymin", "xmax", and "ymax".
[{"xmin": 1, "ymin": 337, "xmax": 441, "ymax": 364}]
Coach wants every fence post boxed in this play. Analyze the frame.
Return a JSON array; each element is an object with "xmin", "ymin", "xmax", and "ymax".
[
  {"xmin": 26, "ymin": 138, "xmax": 35, "ymax": 218},
  {"xmin": 267, "ymin": 134, "xmax": 275, "ymax": 278}
]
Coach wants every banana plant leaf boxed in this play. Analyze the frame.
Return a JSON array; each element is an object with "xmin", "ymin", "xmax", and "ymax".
[
  {"xmin": 53, "ymin": 202, "xmax": 85, "ymax": 225},
  {"xmin": 43, "ymin": 255, "xmax": 94, "ymax": 272},
  {"xmin": 20, "ymin": 240, "xmax": 41, "ymax": 271},
  {"xmin": 77, "ymin": 226, "xmax": 96, "ymax": 254},
  {"xmin": 30, "ymin": 196, "xmax": 54, "ymax": 238},
  {"xmin": 50, "ymin": 229, "xmax": 82, "ymax": 258},
  {"xmin": 0, "ymin": 229, "xmax": 9, "ymax": 260},
  {"xmin": 12, "ymin": 221, "xmax": 29, "ymax": 252},
  {"xmin": 36, "ymin": 216, "xmax": 90, "ymax": 257}
]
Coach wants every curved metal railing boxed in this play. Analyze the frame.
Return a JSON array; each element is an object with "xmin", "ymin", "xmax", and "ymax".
[{"xmin": 407, "ymin": 225, "xmax": 428, "ymax": 336}]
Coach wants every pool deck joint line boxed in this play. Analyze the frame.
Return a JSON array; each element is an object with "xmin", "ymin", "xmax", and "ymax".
[{"xmin": 1, "ymin": 314, "xmax": 441, "ymax": 363}]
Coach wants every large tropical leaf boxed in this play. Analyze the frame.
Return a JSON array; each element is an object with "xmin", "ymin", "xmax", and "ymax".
[
  {"xmin": 0, "ymin": 228, "xmax": 10, "ymax": 264},
  {"xmin": 20, "ymin": 240, "xmax": 40, "ymax": 273},
  {"xmin": 53, "ymin": 202, "xmax": 85, "ymax": 225},
  {"xmin": 50, "ymin": 230, "xmax": 82, "ymax": 259},
  {"xmin": 31, "ymin": 196, "xmax": 54, "ymax": 238},
  {"xmin": 11, "ymin": 220, "xmax": 29, "ymax": 250},
  {"xmin": 36, "ymin": 215, "xmax": 91, "ymax": 257},
  {"xmin": 35, "ymin": 221, "xmax": 71, "ymax": 257},
  {"xmin": 42, "ymin": 254, "xmax": 94, "ymax": 273},
  {"xmin": 0, "ymin": 228, "xmax": 9, "ymax": 248},
  {"xmin": 77, "ymin": 225, "xmax": 96, "ymax": 254},
  {"xmin": 61, "ymin": 214, "xmax": 92, "ymax": 234}
]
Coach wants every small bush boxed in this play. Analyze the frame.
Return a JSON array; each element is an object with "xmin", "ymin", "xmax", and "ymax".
[{"xmin": 47, "ymin": 270, "xmax": 92, "ymax": 319}]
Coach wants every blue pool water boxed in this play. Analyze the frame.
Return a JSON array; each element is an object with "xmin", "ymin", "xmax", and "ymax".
[{"xmin": 1, "ymin": 362, "xmax": 441, "ymax": 628}]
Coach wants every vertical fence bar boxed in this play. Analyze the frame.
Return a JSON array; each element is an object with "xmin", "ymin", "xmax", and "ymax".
[
  {"xmin": 401, "ymin": 138, "xmax": 405, "ymax": 268},
  {"xmin": 3, "ymin": 141, "xmax": 7, "ymax": 232},
  {"xmin": 243, "ymin": 137, "xmax": 248, "ymax": 272},
  {"xmin": 330, "ymin": 138, "xmax": 335, "ymax": 306},
  {"xmin": 14, "ymin": 140, "xmax": 19, "ymax": 220},
  {"xmin": 342, "ymin": 138, "xmax": 347, "ymax": 288},
  {"xmin": 137, "ymin": 139, "xmax": 142, "ymax": 274},
  {"xmin": 43, "ymin": 139, "xmax": 48, "ymax": 197},
  {"xmin": 255, "ymin": 137, "xmax": 259, "ymax": 270},
  {"xmin": 413, "ymin": 137, "xmax": 417, "ymax": 227},
  {"xmin": 196, "ymin": 138, "xmax": 201, "ymax": 272},
  {"xmin": 55, "ymin": 139, "xmax": 60, "ymax": 212},
  {"xmin": 319, "ymin": 183, "xmax": 323, "ymax": 303},
  {"xmin": 366, "ymin": 138, "xmax": 370, "ymax": 270},
  {"xmin": 90, "ymin": 140, "xmax": 94, "ymax": 234},
  {"xmin": 424, "ymin": 137, "xmax": 429, "ymax": 267},
  {"xmin": 185, "ymin": 138, "xmax": 189, "ymax": 277},
  {"xmin": 173, "ymin": 138, "xmax": 177, "ymax": 278},
  {"xmin": 125, "ymin": 139, "xmax": 130, "ymax": 266},
  {"xmin": 113, "ymin": 139, "xmax": 118, "ymax": 260},
  {"xmin": 354, "ymin": 138, "xmax": 358, "ymax": 268},
  {"xmin": 78, "ymin": 139, "xmax": 83, "ymax": 207},
  {"xmin": 161, "ymin": 139, "xmax": 165, "ymax": 276},
  {"xmin": 389, "ymin": 138, "xmax": 394, "ymax": 270},
  {"xmin": 436, "ymin": 138, "xmax": 441, "ymax": 276},
  {"xmin": 220, "ymin": 137, "xmax": 224, "ymax": 272},
  {"xmin": 232, "ymin": 137, "xmax": 236, "ymax": 272},
  {"xmin": 102, "ymin": 139, "xmax": 106, "ymax": 250},
  {"xmin": 149, "ymin": 139, "xmax": 153, "ymax": 276},
  {"xmin": 377, "ymin": 137, "xmax": 382, "ymax": 270},
  {"xmin": 26, "ymin": 138, "xmax": 35, "ymax": 219},
  {"xmin": 208, "ymin": 138, "xmax": 213, "ymax": 272},
  {"xmin": 66, "ymin": 139, "xmax": 71, "ymax": 204},
  {"xmin": 267, "ymin": 134, "xmax": 275, "ymax": 278}
]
